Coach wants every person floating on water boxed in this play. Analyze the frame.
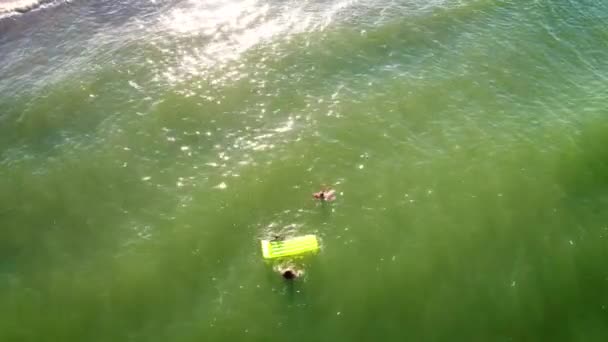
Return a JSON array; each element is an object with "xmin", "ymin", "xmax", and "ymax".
[
  {"xmin": 281, "ymin": 268, "xmax": 297, "ymax": 280},
  {"xmin": 275, "ymin": 262, "xmax": 303, "ymax": 280},
  {"xmin": 313, "ymin": 188, "xmax": 336, "ymax": 202},
  {"xmin": 266, "ymin": 234, "xmax": 310, "ymax": 280}
]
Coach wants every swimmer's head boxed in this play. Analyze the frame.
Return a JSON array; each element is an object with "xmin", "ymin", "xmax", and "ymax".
[{"xmin": 282, "ymin": 270, "xmax": 297, "ymax": 280}]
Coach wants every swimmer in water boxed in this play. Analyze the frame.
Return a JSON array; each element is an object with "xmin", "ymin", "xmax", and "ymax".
[
  {"xmin": 275, "ymin": 263, "xmax": 303, "ymax": 280},
  {"xmin": 313, "ymin": 188, "xmax": 336, "ymax": 202},
  {"xmin": 271, "ymin": 234, "xmax": 284, "ymax": 241},
  {"xmin": 282, "ymin": 269, "xmax": 297, "ymax": 280}
]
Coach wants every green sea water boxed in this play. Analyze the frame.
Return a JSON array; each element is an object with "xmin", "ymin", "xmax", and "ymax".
[{"xmin": 1, "ymin": 0, "xmax": 608, "ymax": 341}]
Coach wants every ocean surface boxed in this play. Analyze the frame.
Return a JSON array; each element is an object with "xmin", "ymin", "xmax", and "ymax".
[{"xmin": 1, "ymin": 0, "xmax": 608, "ymax": 341}]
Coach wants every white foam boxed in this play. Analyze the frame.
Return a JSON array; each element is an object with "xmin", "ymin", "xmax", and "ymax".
[
  {"xmin": 128, "ymin": 80, "xmax": 142, "ymax": 90},
  {"xmin": 0, "ymin": 0, "xmax": 42, "ymax": 13},
  {"xmin": 0, "ymin": 0, "xmax": 66, "ymax": 13},
  {"xmin": 0, "ymin": 0, "xmax": 67, "ymax": 18}
]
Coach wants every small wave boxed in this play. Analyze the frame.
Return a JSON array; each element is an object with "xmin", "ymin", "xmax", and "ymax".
[
  {"xmin": 149, "ymin": 0, "xmax": 461, "ymax": 87},
  {"xmin": 0, "ymin": 0, "xmax": 65, "ymax": 18}
]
